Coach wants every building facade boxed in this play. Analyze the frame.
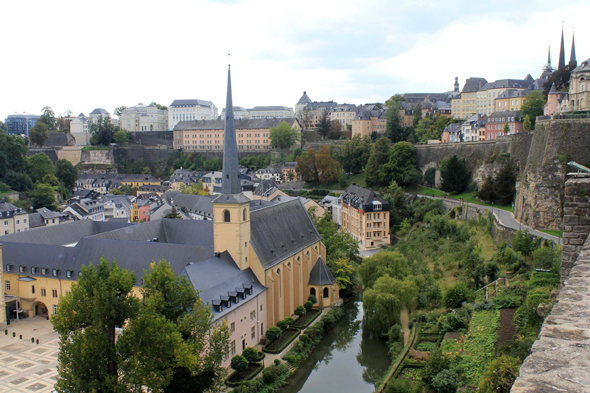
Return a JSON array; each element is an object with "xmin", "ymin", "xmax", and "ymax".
[
  {"xmin": 4, "ymin": 114, "xmax": 41, "ymax": 136},
  {"xmin": 0, "ymin": 201, "xmax": 29, "ymax": 235},
  {"xmin": 168, "ymin": 99, "xmax": 218, "ymax": 130},
  {"xmin": 220, "ymin": 107, "xmax": 250, "ymax": 120},
  {"xmin": 173, "ymin": 118, "xmax": 302, "ymax": 152},
  {"xmin": 352, "ymin": 107, "xmax": 387, "ymax": 138},
  {"xmin": 485, "ymin": 111, "xmax": 524, "ymax": 140},
  {"xmin": 569, "ymin": 58, "xmax": 590, "ymax": 112},
  {"xmin": 340, "ymin": 184, "xmax": 390, "ymax": 251},
  {"xmin": 119, "ymin": 103, "xmax": 168, "ymax": 132},
  {"xmin": 249, "ymin": 106, "xmax": 294, "ymax": 119},
  {"xmin": 451, "ymin": 77, "xmax": 488, "ymax": 119}
]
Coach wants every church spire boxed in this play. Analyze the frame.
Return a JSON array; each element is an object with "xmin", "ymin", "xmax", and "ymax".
[
  {"xmin": 558, "ymin": 25, "xmax": 565, "ymax": 69},
  {"xmin": 570, "ymin": 31, "xmax": 577, "ymax": 67},
  {"xmin": 547, "ymin": 46, "xmax": 551, "ymax": 68},
  {"xmin": 221, "ymin": 64, "xmax": 240, "ymax": 195}
]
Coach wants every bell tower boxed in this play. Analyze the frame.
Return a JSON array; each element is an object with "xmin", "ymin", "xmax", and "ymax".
[{"xmin": 213, "ymin": 63, "xmax": 251, "ymax": 270}]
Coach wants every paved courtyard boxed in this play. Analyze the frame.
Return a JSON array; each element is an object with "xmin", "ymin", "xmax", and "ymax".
[{"xmin": 0, "ymin": 317, "xmax": 59, "ymax": 393}]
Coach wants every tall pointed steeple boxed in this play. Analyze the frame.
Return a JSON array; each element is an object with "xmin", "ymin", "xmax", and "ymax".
[
  {"xmin": 221, "ymin": 65, "xmax": 240, "ymax": 195},
  {"xmin": 547, "ymin": 46, "xmax": 552, "ymax": 68},
  {"xmin": 558, "ymin": 26, "xmax": 565, "ymax": 69},
  {"xmin": 569, "ymin": 31, "xmax": 577, "ymax": 67}
]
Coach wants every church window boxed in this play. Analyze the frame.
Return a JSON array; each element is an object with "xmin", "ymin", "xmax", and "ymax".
[
  {"xmin": 223, "ymin": 210, "xmax": 230, "ymax": 222},
  {"xmin": 310, "ymin": 288, "xmax": 316, "ymax": 297},
  {"xmin": 323, "ymin": 287, "xmax": 329, "ymax": 298},
  {"xmin": 243, "ymin": 208, "xmax": 247, "ymax": 221}
]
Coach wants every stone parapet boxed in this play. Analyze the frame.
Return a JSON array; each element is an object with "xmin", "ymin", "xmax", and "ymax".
[{"xmin": 512, "ymin": 177, "xmax": 590, "ymax": 392}]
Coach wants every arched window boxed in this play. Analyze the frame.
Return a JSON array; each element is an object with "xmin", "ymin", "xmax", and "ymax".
[
  {"xmin": 223, "ymin": 210, "xmax": 230, "ymax": 222},
  {"xmin": 310, "ymin": 288, "xmax": 316, "ymax": 297},
  {"xmin": 243, "ymin": 208, "xmax": 247, "ymax": 221},
  {"xmin": 323, "ymin": 287, "xmax": 329, "ymax": 298}
]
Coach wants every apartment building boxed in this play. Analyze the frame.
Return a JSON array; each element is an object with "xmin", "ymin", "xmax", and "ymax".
[
  {"xmin": 352, "ymin": 107, "xmax": 387, "ymax": 138},
  {"xmin": 249, "ymin": 106, "xmax": 294, "ymax": 119},
  {"xmin": 62, "ymin": 199, "xmax": 105, "ymax": 221},
  {"xmin": 569, "ymin": 58, "xmax": 590, "ymax": 111},
  {"xmin": 494, "ymin": 89, "xmax": 532, "ymax": 113},
  {"xmin": 0, "ymin": 201, "xmax": 29, "ymax": 235},
  {"xmin": 173, "ymin": 118, "xmax": 302, "ymax": 152},
  {"xmin": 330, "ymin": 104, "xmax": 358, "ymax": 127},
  {"xmin": 119, "ymin": 103, "xmax": 168, "ymax": 132},
  {"xmin": 485, "ymin": 111, "xmax": 524, "ymax": 140},
  {"xmin": 168, "ymin": 99, "xmax": 218, "ymax": 130},
  {"xmin": 340, "ymin": 184, "xmax": 390, "ymax": 251},
  {"xmin": 451, "ymin": 77, "xmax": 488, "ymax": 119},
  {"xmin": 479, "ymin": 79, "xmax": 534, "ymax": 116},
  {"xmin": 220, "ymin": 106, "xmax": 251, "ymax": 120}
]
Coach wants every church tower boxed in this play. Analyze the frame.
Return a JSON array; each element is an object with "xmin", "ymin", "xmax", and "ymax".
[
  {"xmin": 569, "ymin": 32, "xmax": 577, "ymax": 68},
  {"xmin": 453, "ymin": 77, "xmax": 459, "ymax": 92},
  {"xmin": 558, "ymin": 26, "xmax": 566, "ymax": 69},
  {"xmin": 213, "ymin": 64, "xmax": 251, "ymax": 270}
]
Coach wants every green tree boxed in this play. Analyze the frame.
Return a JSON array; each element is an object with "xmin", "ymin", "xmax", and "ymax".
[
  {"xmin": 0, "ymin": 130, "xmax": 28, "ymax": 177},
  {"xmin": 363, "ymin": 274, "xmax": 418, "ymax": 334},
  {"xmin": 477, "ymin": 175, "xmax": 495, "ymax": 203},
  {"xmin": 114, "ymin": 106, "xmax": 128, "ymax": 117},
  {"xmin": 365, "ymin": 137, "xmax": 390, "ymax": 187},
  {"xmin": 30, "ymin": 183, "xmax": 56, "ymax": 209},
  {"xmin": 295, "ymin": 306, "xmax": 306, "ymax": 317},
  {"xmin": 242, "ymin": 348, "xmax": 259, "ymax": 363},
  {"xmin": 512, "ymin": 230, "xmax": 536, "ymax": 257},
  {"xmin": 328, "ymin": 119, "xmax": 343, "ymax": 139},
  {"xmin": 182, "ymin": 180, "xmax": 209, "ymax": 196},
  {"xmin": 380, "ymin": 142, "xmax": 417, "ymax": 186},
  {"xmin": 113, "ymin": 129, "xmax": 131, "ymax": 145},
  {"xmin": 424, "ymin": 167, "xmax": 436, "ymax": 186},
  {"xmin": 431, "ymin": 369, "xmax": 459, "ymax": 393},
  {"xmin": 503, "ymin": 121, "xmax": 510, "ymax": 134},
  {"xmin": 151, "ymin": 102, "xmax": 168, "ymax": 111},
  {"xmin": 27, "ymin": 153, "xmax": 55, "ymax": 183},
  {"xmin": 4, "ymin": 171, "xmax": 33, "ymax": 192},
  {"xmin": 266, "ymin": 326, "xmax": 282, "ymax": 342},
  {"xmin": 328, "ymin": 258, "xmax": 356, "ymax": 290},
  {"xmin": 440, "ymin": 155, "xmax": 470, "ymax": 194},
  {"xmin": 42, "ymin": 174, "xmax": 59, "ymax": 186},
  {"xmin": 493, "ymin": 161, "xmax": 517, "ymax": 205},
  {"xmin": 39, "ymin": 106, "xmax": 57, "ymax": 129},
  {"xmin": 358, "ymin": 250, "xmax": 410, "ymax": 289},
  {"xmin": 443, "ymin": 282, "xmax": 470, "ymax": 308},
  {"xmin": 317, "ymin": 111, "xmax": 331, "ymax": 139},
  {"xmin": 269, "ymin": 121, "xmax": 299, "ymax": 148},
  {"xmin": 523, "ymin": 114, "xmax": 532, "ymax": 131},
  {"xmin": 520, "ymin": 91, "xmax": 546, "ymax": 128},
  {"xmin": 55, "ymin": 159, "xmax": 78, "ymax": 191},
  {"xmin": 296, "ymin": 147, "xmax": 319, "ymax": 183},
  {"xmin": 478, "ymin": 355, "xmax": 520, "ymax": 393},
  {"xmin": 0, "ymin": 121, "xmax": 6, "ymax": 132},
  {"xmin": 118, "ymin": 260, "xmax": 230, "ymax": 391},
  {"xmin": 340, "ymin": 135, "xmax": 372, "ymax": 174},
  {"xmin": 412, "ymin": 102, "xmax": 422, "ymax": 127},
  {"xmin": 52, "ymin": 258, "xmax": 140, "ymax": 393},
  {"xmin": 296, "ymin": 146, "xmax": 339, "ymax": 184},
  {"xmin": 164, "ymin": 208, "xmax": 183, "ymax": 219},
  {"xmin": 384, "ymin": 94, "xmax": 406, "ymax": 110},
  {"xmin": 90, "ymin": 117, "xmax": 117, "ymax": 146},
  {"xmin": 29, "ymin": 122, "xmax": 50, "ymax": 146},
  {"xmin": 386, "ymin": 107, "xmax": 405, "ymax": 143}
]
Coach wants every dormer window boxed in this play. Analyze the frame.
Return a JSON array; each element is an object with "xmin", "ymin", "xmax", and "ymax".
[
  {"xmin": 6, "ymin": 264, "xmax": 13, "ymax": 272},
  {"xmin": 19, "ymin": 265, "xmax": 26, "ymax": 273},
  {"xmin": 52, "ymin": 269, "xmax": 59, "ymax": 277},
  {"xmin": 66, "ymin": 270, "xmax": 73, "ymax": 278},
  {"xmin": 41, "ymin": 268, "xmax": 48, "ymax": 275},
  {"xmin": 31, "ymin": 267, "xmax": 38, "ymax": 274}
]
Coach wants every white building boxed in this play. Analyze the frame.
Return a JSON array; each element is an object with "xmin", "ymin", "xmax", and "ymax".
[
  {"xmin": 70, "ymin": 109, "xmax": 111, "ymax": 146},
  {"xmin": 220, "ymin": 106, "xmax": 250, "ymax": 120},
  {"xmin": 330, "ymin": 104, "xmax": 357, "ymax": 127},
  {"xmin": 249, "ymin": 106, "xmax": 294, "ymax": 119},
  {"xmin": 119, "ymin": 103, "xmax": 168, "ymax": 132},
  {"xmin": 101, "ymin": 195, "xmax": 133, "ymax": 220},
  {"xmin": 168, "ymin": 99, "xmax": 218, "ymax": 130},
  {"xmin": 62, "ymin": 199, "xmax": 105, "ymax": 221},
  {"xmin": 88, "ymin": 108, "xmax": 110, "ymax": 124}
]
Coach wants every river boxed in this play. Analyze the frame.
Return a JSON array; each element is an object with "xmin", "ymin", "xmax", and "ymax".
[{"xmin": 278, "ymin": 293, "xmax": 390, "ymax": 393}]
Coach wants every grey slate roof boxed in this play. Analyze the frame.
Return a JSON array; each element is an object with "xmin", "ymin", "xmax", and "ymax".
[
  {"xmin": 461, "ymin": 77, "xmax": 488, "ymax": 93},
  {"xmin": 250, "ymin": 199, "xmax": 321, "ymax": 269},
  {"xmin": 572, "ymin": 58, "xmax": 590, "ymax": 74},
  {"xmin": 27, "ymin": 213, "xmax": 45, "ymax": 229},
  {"xmin": 250, "ymin": 106, "xmax": 291, "ymax": 111},
  {"xmin": 549, "ymin": 83, "xmax": 558, "ymax": 94},
  {"xmin": 90, "ymin": 108, "xmax": 109, "ymax": 115},
  {"xmin": 253, "ymin": 180, "xmax": 278, "ymax": 197},
  {"xmin": 169, "ymin": 99, "xmax": 214, "ymax": 108},
  {"xmin": 181, "ymin": 251, "xmax": 265, "ymax": 320},
  {"xmin": 0, "ymin": 201, "xmax": 19, "ymax": 212},
  {"xmin": 167, "ymin": 193, "xmax": 215, "ymax": 218},
  {"xmin": 174, "ymin": 118, "xmax": 299, "ymax": 131},
  {"xmin": 212, "ymin": 193, "xmax": 251, "ymax": 204},
  {"xmin": 308, "ymin": 257, "xmax": 335, "ymax": 285},
  {"xmin": 0, "ymin": 220, "xmax": 133, "ymax": 246},
  {"xmin": 297, "ymin": 91, "xmax": 312, "ymax": 105}
]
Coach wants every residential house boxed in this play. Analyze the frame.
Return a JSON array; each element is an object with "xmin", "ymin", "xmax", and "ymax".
[
  {"xmin": 62, "ymin": 199, "xmax": 105, "ymax": 221},
  {"xmin": 341, "ymin": 184, "xmax": 390, "ymax": 251},
  {"xmin": 451, "ymin": 77, "xmax": 488, "ymax": 119},
  {"xmin": 545, "ymin": 83, "xmax": 569, "ymax": 116},
  {"xmin": 281, "ymin": 162, "xmax": 299, "ymax": 182},
  {"xmin": 485, "ymin": 111, "xmax": 524, "ymax": 140},
  {"xmin": 441, "ymin": 122, "xmax": 461, "ymax": 143},
  {"xmin": 330, "ymin": 104, "xmax": 358, "ymax": 127},
  {"xmin": 352, "ymin": 106, "xmax": 387, "ymax": 138},
  {"xmin": 0, "ymin": 201, "xmax": 29, "ymax": 235}
]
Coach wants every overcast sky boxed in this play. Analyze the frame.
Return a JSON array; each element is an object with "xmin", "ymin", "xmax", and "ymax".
[{"xmin": 1, "ymin": 0, "xmax": 588, "ymax": 121}]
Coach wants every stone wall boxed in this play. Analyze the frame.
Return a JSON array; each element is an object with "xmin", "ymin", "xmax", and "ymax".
[
  {"xmin": 511, "ymin": 177, "xmax": 590, "ymax": 392},
  {"xmin": 57, "ymin": 147, "xmax": 82, "ymax": 165},
  {"xmin": 80, "ymin": 149, "xmax": 114, "ymax": 165}
]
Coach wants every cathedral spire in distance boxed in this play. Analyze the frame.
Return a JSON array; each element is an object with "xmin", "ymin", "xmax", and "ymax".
[
  {"xmin": 221, "ymin": 63, "xmax": 240, "ymax": 195},
  {"xmin": 570, "ymin": 31, "xmax": 577, "ymax": 67},
  {"xmin": 547, "ymin": 46, "xmax": 551, "ymax": 68},
  {"xmin": 558, "ymin": 25, "xmax": 565, "ymax": 69}
]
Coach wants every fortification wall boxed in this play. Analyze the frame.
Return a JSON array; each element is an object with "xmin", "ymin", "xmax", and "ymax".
[
  {"xmin": 512, "ymin": 177, "xmax": 590, "ymax": 392},
  {"xmin": 57, "ymin": 147, "xmax": 82, "ymax": 165},
  {"xmin": 80, "ymin": 149, "xmax": 114, "ymax": 165}
]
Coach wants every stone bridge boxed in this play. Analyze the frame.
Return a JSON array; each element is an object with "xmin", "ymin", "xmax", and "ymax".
[{"xmin": 512, "ymin": 177, "xmax": 590, "ymax": 392}]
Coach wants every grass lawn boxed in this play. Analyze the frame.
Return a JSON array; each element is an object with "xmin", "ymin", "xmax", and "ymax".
[
  {"xmin": 416, "ymin": 186, "xmax": 447, "ymax": 197},
  {"xmin": 540, "ymin": 229, "xmax": 563, "ymax": 238},
  {"xmin": 264, "ymin": 329, "xmax": 300, "ymax": 352},
  {"xmin": 449, "ymin": 191, "xmax": 514, "ymax": 213},
  {"xmin": 292, "ymin": 309, "xmax": 321, "ymax": 328},
  {"xmin": 303, "ymin": 173, "xmax": 366, "ymax": 190},
  {"xmin": 81, "ymin": 146, "xmax": 110, "ymax": 151}
]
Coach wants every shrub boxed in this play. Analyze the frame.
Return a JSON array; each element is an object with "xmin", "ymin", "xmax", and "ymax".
[
  {"xmin": 231, "ymin": 355, "xmax": 249, "ymax": 373},
  {"xmin": 431, "ymin": 369, "xmax": 459, "ymax": 393},
  {"xmin": 386, "ymin": 379, "xmax": 415, "ymax": 393},
  {"xmin": 276, "ymin": 319, "xmax": 288, "ymax": 331},
  {"xmin": 512, "ymin": 230, "xmax": 536, "ymax": 256},
  {"xmin": 308, "ymin": 294, "xmax": 317, "ymax": 304},
  {"xmin": 262, "ymin": 365, "xmax": 281, "ymax": 384},
  {"xmin": 242, "ymin": 347, "xmax": 259, "ymax": 363},
  {"xmin": 233, "ymin": 379, "xmax": 263, "ymax": 393},
  {"xmin": 321, "ymin": 313, "xmax": 336, "ymax": 329},
  {"xmin": 421, "ymin": 349, "xmax": 450, "ymax": 386},
  {"xmin": 274, "ymin": 359, "xmax": 281, "ymax": 366},
  {"xmin": 444, "ymin": 282, "xmax": 470, "ymax": 308},
  {"xmin": 494, "ymin": 294, "xmax": 523, "ymax": 309},
  {"xmin": 478, "ymin": 355, "xmax": 521, "ymax": 393},
  {"xmin": 533, "ymin": 247, "xmax": 557, "ymax": 270},
  {"xmin": 284, "ymin": 317, "xmax": 294, "ymax": 327},
  {"xmin": 266, "ymin": 326, "xmax": 282, "ymax": 342},
  {"xmin": 304, "ymin": 300, "xmax": 314, "ymax": 312},
  {"xmin": 295, "ymin": 305, "xmax": 306, "ymax": 316},
  {"xmin": 529, "ymin": 271, "xmax": 560, "ymax": 288}
]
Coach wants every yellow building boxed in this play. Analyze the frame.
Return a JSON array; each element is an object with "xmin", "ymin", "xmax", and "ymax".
[
  {"xmin": 341, "ymin": 184, "xmax": 390, "ymax": 251},
  {"xmin": 569, "ymin": 58, "xmax": 590, "ymax": 111},
  {"xmin": 118, "ymin": 174, "xmax": 161, "ymax": 189},
  {"xmin": 352, "ymin": 107, "xmax": 387, "ymax": 138},
  {"xmin": 493, "ymin": 89, "xmax": 531, "ymax": 112},
  {"xmin": 451, "ymin": 77, "xmax": 487, "ymax": 119}
]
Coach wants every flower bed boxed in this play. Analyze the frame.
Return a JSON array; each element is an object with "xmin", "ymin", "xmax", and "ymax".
[
  {"xmin": 263, "ymin": 328, "xmax": 301, "ymax": 354},
  {"xmin": 292, "ymin": 309, "xmax": 321, "ymax": 328},
  {"xmin": 225, "ymin": 362, "xmax": 264, "ymax": 387}
]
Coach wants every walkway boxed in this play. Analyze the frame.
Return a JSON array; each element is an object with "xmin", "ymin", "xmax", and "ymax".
[
  {"xmin": 0, "ymin": 317, "xmax": 59, "ymax": 393},
  {"xmin": 418, "ymin": 194, "xmax": 561, "ymax": 244}
]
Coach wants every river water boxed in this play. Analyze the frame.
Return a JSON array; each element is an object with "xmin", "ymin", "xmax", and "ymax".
[{"xmin": 278, "ymin": 294, "xmax": 390, "ymax": 393}]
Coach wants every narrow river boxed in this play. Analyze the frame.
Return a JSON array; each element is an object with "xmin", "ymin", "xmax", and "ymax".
[{"xmin": 278, "ymin": 293, "xmax": 390, "ymax": 393}]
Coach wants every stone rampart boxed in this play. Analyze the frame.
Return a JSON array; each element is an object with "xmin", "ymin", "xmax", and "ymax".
[
  {"xmin": 80, "ymin": 149, "xmax": 114, "ymax": 165},
  {"xmin": 512, "ymin": 177, "xmax": 590, "ymax": 392}
]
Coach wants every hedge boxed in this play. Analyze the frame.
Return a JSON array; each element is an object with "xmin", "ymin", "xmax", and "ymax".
[
  {"xmin": 292, "ymin": 309, "xmax": 321, "ymax": 328},
  {"xmin": 263, "ymin": 328, "xmax": 301, "ymax": 354},
  {"xmin": 225, "ymin": 362, "xmax": 264, "ymax": 387}
]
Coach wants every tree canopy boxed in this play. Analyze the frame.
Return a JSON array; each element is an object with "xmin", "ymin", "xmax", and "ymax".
[
  {"xmin": 55, "ymin": 159, "xmax": 78, "ymax": 191},
  {"xmin": 296, "ymin": 146, "xmax": 339, "ymax": 184},
  {"xmin": 90, "ymin": 117, "xmax": 118, "ymax": 146},
  {"xmin": 520, "ymin": 91, "xmax": 546, "ymax": 129},
  {"xmin": 29, "ymin": 122, "xmax": 49, "ymax": 146},
  {"xmin": 440, "ymin": 155, "xmax": 470, "ymax": 194},
  {"xmin": 269, "ymin": 121, "xmax": 299, "ymax": 148},
  {"xmin": 365, "ymin": 137, "xmax": 390, "ymax": 187}
]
